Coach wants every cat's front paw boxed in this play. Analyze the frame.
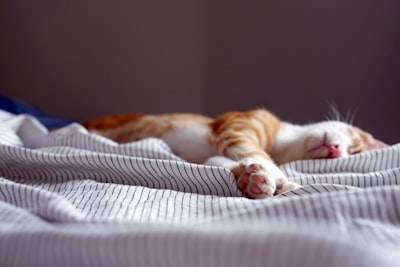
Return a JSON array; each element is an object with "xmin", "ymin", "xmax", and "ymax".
[{"xmin": 234, "ymin": 160, "xmax": 299, "ymax": 199}]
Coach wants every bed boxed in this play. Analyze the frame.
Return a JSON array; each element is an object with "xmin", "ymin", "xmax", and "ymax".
[{"xmin": 1, "ymin": 110, "xmax": 400, "ymax": 267}]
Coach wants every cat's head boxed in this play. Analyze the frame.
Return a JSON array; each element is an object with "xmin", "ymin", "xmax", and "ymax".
[
  {"xmin": 273, "ymin": 121, "xmax": 388, "ymax": 164},
  {"xmin": 303, "ymin": 121, "xmax": 387, "ymax": 160}
]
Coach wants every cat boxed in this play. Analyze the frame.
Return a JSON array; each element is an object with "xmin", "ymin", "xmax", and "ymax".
[{"xmin": 82, "ymin": 108, "xmax": 387, "ymax": 199}]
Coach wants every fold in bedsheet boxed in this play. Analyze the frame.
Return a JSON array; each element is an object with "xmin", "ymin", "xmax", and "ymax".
[{"xmin": 1, "ymin": 111, "xmax": 400, "ymax": 267}]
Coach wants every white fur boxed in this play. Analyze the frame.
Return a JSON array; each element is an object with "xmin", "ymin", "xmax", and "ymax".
[
  {"xmin": 206, "ymin": 155, "xmax": 300, "ymax": 198},
  {"xmin": 160, "ymin": 119, "xmax": 360, "ymax": 198},
  {"xmin": 271, "ymin": 121, "xmax": 355, "ymax": 164},
  {"xmin": 161, "ymin": 122, "xmax": 216, "ymax": 163}
]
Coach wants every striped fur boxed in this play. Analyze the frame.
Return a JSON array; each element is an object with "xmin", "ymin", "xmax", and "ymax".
[
  {"xmin": 83, "ymin": 108, "xmax": 387, "ymax": 199},
  {"xmin": 1, "ymin": 112, "xmax": 400, "ymax": 267}
]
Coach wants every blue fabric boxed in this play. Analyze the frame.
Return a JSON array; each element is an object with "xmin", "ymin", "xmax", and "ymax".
[{"xmin": 0, "ymin": 95, "xmax": 75, "ymax": 128}]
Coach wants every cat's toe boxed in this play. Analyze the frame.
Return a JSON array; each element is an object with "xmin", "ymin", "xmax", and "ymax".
[
  {"xmin": 237, "ymin": 170, "xmax": 276, "ymax": 199},
  {"xmin": 275, "ymin": 180, "xmax": 301, "ymax": 195},
  {"xmin": 237, "ymin": 173, "xmax": 250, "ymax": 190},
  {"xmin": 235, "ymin": 160, "xmax": 293, "ymax": 199},
  {"xmin": 248, "ymin": 173, "xmax": 276, "ymax": 198},
  {"xmin": 247, "ymin": 163, "xmax": 262, "ymax": 172},
  {"xmin": 249, "ymin": 185, "xmax": 275, "ymax": 199}
]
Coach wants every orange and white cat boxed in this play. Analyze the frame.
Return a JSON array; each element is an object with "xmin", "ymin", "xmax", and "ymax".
[{"xmin": 82, "ymin": 108, "xmax": 387, "ymax": 199}]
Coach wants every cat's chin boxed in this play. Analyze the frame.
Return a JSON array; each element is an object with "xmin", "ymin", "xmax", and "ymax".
[
  {"xmin": 305, "ymin": 136, "xmax": 345, "ymax": 159},
  {"xmin": 305, "ymin": 147, "xmax": 348, "ymax": 160}
]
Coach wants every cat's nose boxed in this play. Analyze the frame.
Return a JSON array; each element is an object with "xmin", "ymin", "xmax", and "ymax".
[{"xmin": 326, "ymin": 144, "xmax": 340, "ymax": 158}]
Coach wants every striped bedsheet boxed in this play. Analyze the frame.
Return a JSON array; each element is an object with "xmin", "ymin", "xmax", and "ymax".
[{"xmin": 1, "ymin": 111, "xmax": 399, "ymax": 267}]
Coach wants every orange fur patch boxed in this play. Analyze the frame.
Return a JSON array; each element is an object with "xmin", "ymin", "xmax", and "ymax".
[
  {"xmin": 83, "ymin": 113, "xmax": 213, "ymax": 143},
  {"xmin": 210, "ymin": 109, "xmax": 281, "ymax": 161},
  {"xmin": 82, "ymin": 109, "xmax": 281, "ymax": 163},
  {"xmin": 82, "ymin": 113, "xmax": 144, "ymax": 130}
]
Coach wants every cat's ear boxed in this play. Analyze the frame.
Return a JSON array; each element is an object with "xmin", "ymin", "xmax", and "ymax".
[{"xmin": 357, "ymin": 128, "xmax": 388, "ymax": 150}]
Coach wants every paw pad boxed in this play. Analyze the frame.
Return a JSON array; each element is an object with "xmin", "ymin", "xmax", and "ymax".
[
  {"xmin": 235, "ymin": 160, "xmax": 299, "ymax": 199},
  {"xmin": 237, "ymin": 163, "xmax": 276, "ymax": 199}
]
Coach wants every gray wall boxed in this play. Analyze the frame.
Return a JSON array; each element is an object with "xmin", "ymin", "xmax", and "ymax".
[
  {"xmin": 1, "ymin": 0, "xmax": 399, "ymax": 143},
  {"xmin": 206, "ymin": 0, "xmax": 400, "ymax": 144},
  {"xmin": 0, "ymin": 0, "xmax": 206, "ymax": 118}
]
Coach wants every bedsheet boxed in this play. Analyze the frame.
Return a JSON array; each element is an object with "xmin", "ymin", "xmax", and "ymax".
[{"xmin": 0, "ymin": 111, "xmax": 400, "ymax": 267}]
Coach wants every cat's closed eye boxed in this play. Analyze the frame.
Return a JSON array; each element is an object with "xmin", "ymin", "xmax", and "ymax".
[{"xmin": 348, "ymin": 145, "xmax": 363, "ymax": 155}]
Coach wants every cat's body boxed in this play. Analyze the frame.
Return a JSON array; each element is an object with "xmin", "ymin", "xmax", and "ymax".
[{"xmin": 83, "ymin": 108, "xmax": 387, "ymax": 199}]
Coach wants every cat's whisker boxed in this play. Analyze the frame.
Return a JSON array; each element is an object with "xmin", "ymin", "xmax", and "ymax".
[
  {"xmin": 344, "ymin": 110, "xmax": 350, "ymax": 124},
  {"xmin": 83, "ymin": 107, "xmax": 382, "ymax": 199},
  {"xmin": 348, "ymin": 108, "xmax": 358, "ymax": 125},
  {"xmin": 327, "ymin": 101, "xmax": 344, "ymax": 122}
]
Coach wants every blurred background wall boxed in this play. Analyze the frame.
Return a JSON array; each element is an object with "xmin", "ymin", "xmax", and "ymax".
[
  {"xmin": 205, "ymin": 0, "xmax": 400, "ymax": 144},
  {"xmin": 0, "ymin": 0, "xmax": 206, "ymax": 117},
  {"xmin": 1, "ymin": 0, "xmax": 399, "ymax": 143}
]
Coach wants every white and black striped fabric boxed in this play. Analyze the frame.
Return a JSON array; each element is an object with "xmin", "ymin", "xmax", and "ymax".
[{"xmin": 1, "ymin": 110, "xmax": 400, "ymax": 267}]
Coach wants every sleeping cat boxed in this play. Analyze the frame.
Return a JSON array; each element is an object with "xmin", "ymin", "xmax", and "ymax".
[{"xmin": 82, "ymin": 108, "xmax": 387, "ymax": 199}]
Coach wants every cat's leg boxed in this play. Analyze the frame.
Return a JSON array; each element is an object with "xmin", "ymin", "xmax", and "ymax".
[
  {"xmin": 208, "ymin": 109, "xmax": 301, "ymax": 198},
  {"xmin": 205, "ymin": 155, "xmax": 299, "ymax": 199}
]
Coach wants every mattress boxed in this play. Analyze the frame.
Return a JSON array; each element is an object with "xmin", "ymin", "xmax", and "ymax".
[{"xmin": 1, "ymin": 110, "xmax": 399, "ymax": 267}]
